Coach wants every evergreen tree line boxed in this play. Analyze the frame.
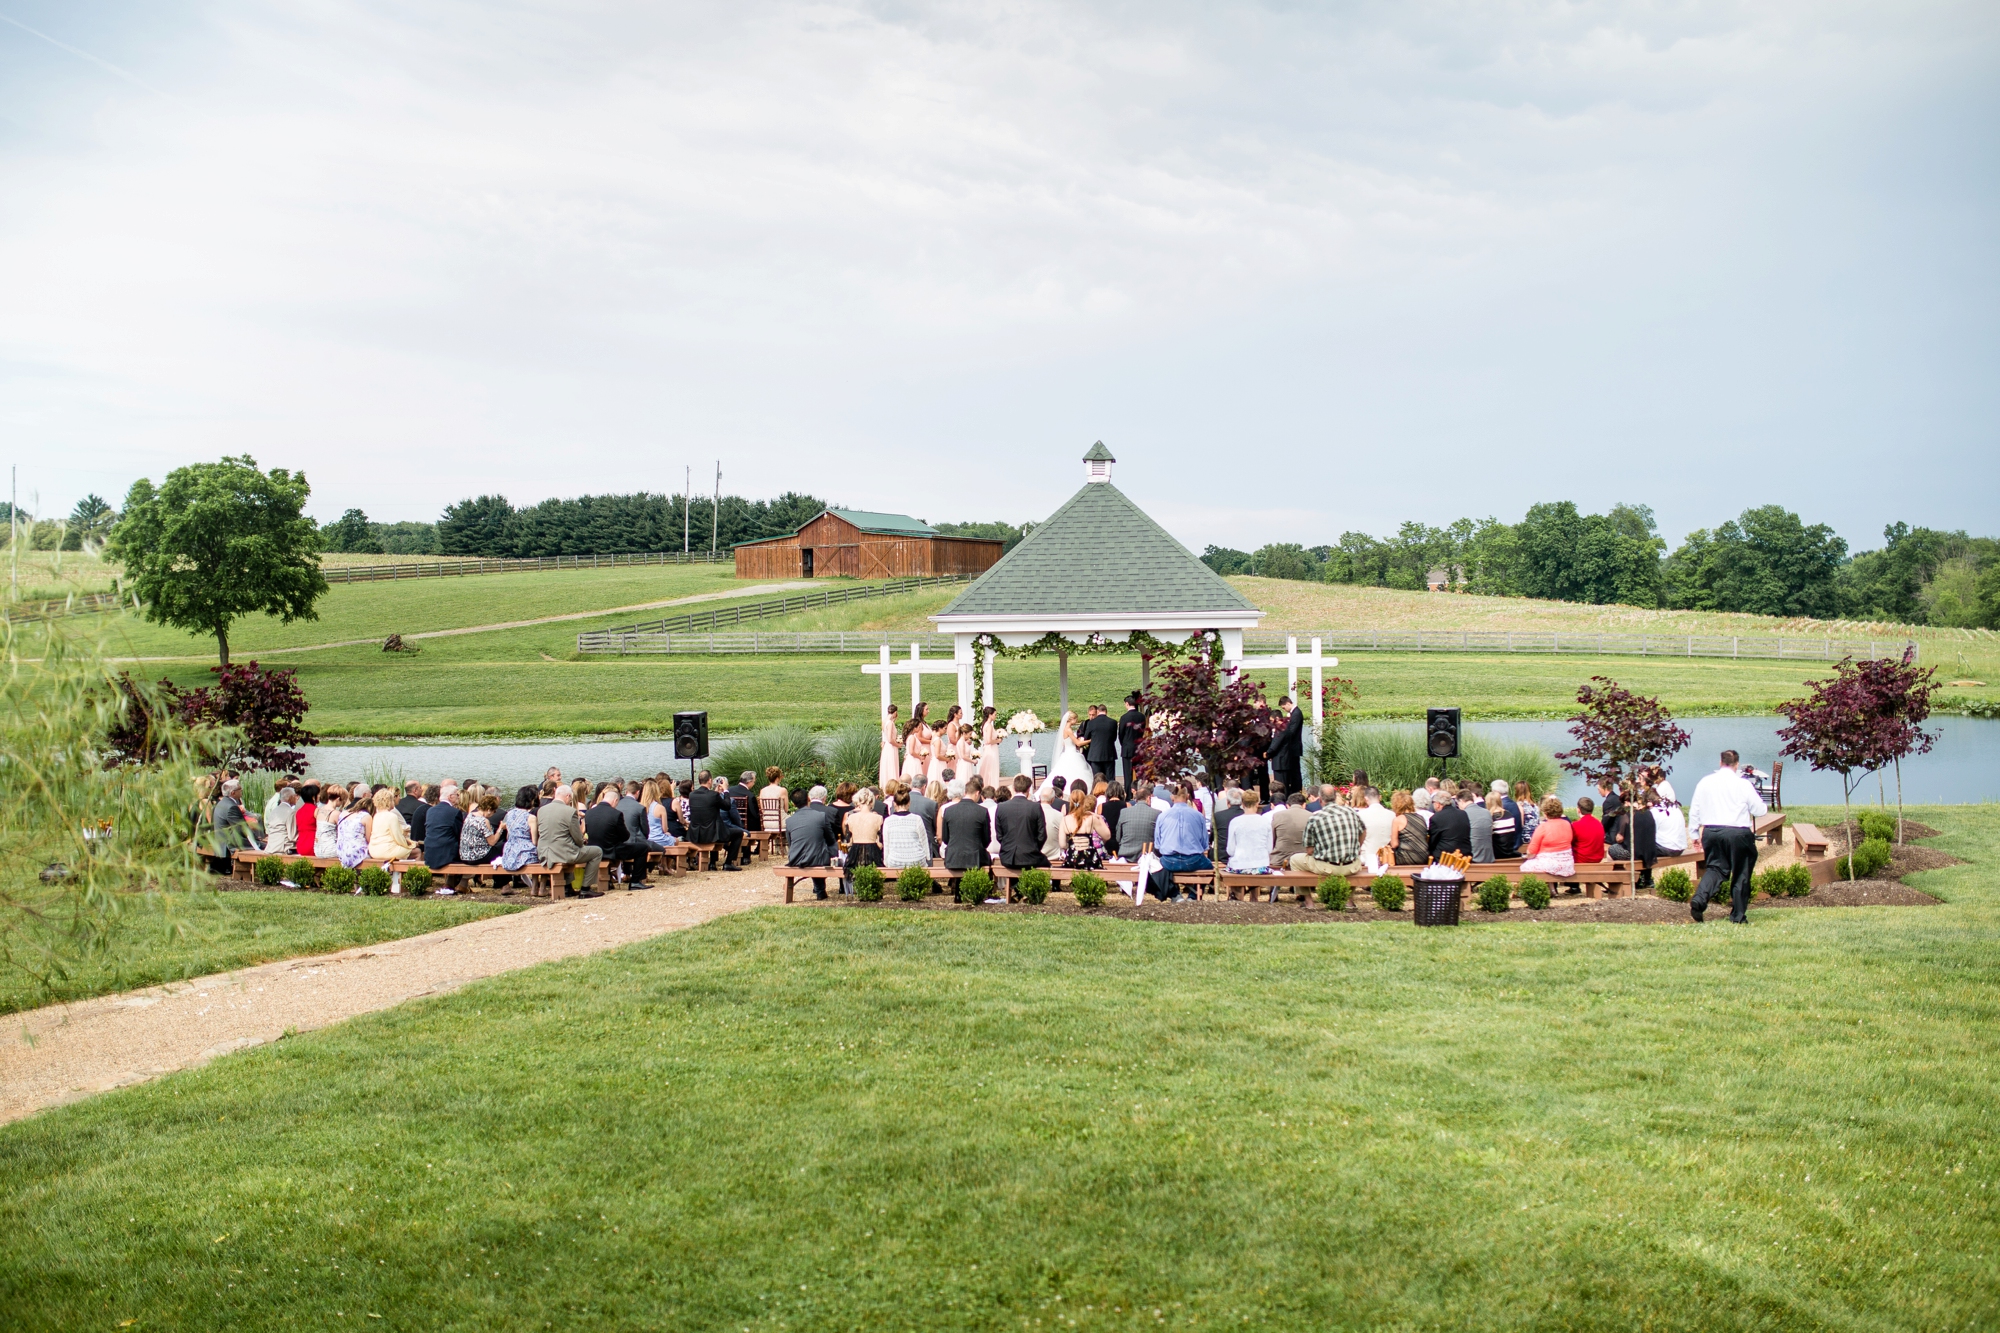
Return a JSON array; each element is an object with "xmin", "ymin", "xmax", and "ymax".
[
  {"xmin": 318, "ymin": 493, "xmax": 1039, "ymax": 559},
  {"xmin": 1201, "ymin": 502, "xmax": 2000, "ymax": 628}
]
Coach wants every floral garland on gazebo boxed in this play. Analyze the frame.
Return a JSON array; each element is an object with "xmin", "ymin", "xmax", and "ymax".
[{"xmin": 966, "ymin": 628, "xmax": 1221, "ymax": 714}]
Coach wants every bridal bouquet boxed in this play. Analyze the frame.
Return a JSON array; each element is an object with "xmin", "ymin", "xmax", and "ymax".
[{"xmin": 1006, "ymin": 710, "xmax": 1046, "ymax": 735}]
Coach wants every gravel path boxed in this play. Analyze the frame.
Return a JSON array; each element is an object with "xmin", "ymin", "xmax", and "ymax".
[{"xmin": 1, "ymin": 867, "xmax": 788, "ymax": 1125}]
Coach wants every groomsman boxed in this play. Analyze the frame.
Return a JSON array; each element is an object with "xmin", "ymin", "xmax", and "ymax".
[
  {"xmin": 1118, "ymin": 692, "xmax": 1147, "ymax": 790},
  {"xmin": 1081, "ymin": 703, "xmax": 1119, "ymax": 783}
]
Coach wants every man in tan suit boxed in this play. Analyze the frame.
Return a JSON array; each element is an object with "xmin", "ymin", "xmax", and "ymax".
[{"xmin": 537, "ymin": 785, "xmax": 603, "ymax": 895}]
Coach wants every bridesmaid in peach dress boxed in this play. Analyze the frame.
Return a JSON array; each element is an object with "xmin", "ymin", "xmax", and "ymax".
[
  {"xmin": 954, "ymin": 722, "xmax": 976, "ymax": 781},
  {"xmin": 901, "ymin": 702, "xmax": 931, "ymax": 783},
  {"xmin": 878, "ymin": 703, "xmax": 902, "ymax": 789},
  {"xmin": 976, "ymin": 705, "xmax": 1002, "ymax": 789},
  {"xmin": 930, "ymin": 705, "xmax": 963, "ymax": 785}
]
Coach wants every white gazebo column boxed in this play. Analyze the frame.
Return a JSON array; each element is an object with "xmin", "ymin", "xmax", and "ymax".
[
  {"xmin": 982, "ymin": 647, "xmax": 997, "ymax": 712},
  {"xmin": 954, "ymin": 634, "xmax": 975, "ymax": 711},
  {"xmin": 1310, "ymin": 637, "xmax": 1323, "ymax": 737},
  {"xmin": 1058, "ymin": 647, "xmax": 1069, "ymax": 717},
  {"xmin": 1286, "ymin": 635, "xmax": 1299, "ymax": 701},
  {"xmin": 1220, "ymin": 628, "xmax": 1245, "ymax": 679}
]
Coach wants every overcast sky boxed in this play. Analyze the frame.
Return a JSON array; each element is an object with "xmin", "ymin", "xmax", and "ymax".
[{"xmin": 2, "ymin": 1, "xmax": 1995, "ymax": 553}]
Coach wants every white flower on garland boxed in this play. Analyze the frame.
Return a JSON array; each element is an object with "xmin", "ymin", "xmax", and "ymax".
[{"xmin": 1006, "ymin": 710, "xmax": 1046, "ymax": 734}]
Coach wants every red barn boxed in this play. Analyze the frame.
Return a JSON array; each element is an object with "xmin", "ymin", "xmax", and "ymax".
[{"xmin": 731, "ymin": 508, "xmax": 1003, "ymax": 580}]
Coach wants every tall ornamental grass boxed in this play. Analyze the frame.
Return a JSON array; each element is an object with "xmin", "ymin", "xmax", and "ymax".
[
  {"xmin": 823, "ymin": 721, "xmax": 882, "ymax": 784},
  {"xmin": 1, "ymin": 624, "xmax": 207, "ymax": 1004},
  {"xmin": 1334, "ymin": 724, "xmax": 1559, "ymax": 796},
  {"xmin": 711, "ymin": 724, "xmax": 823, "ymax": 784}
]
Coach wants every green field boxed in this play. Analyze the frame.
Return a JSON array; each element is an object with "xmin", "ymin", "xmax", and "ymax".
[
  {"xmin": 64, "ymin": 564, "xmax": 1998, "ymax": 736},
  {"xmin": 0, "ymin": 893, "xmax": 521, "ymax": 1016},
  {"xmin": 4, "ymin": 804, "xmax": 1993, "ymax": 1330}
]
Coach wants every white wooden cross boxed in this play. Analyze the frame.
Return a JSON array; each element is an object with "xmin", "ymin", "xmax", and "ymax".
[
  {"xmin": 862, "ymin": 643, "xmax": 974, "ymax": 714},
  {"xmin": 1233, "ymin": 636, "xmax": 1337, "ymax": 736}
]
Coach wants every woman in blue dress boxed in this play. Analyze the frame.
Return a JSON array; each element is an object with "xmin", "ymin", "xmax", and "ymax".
[{"xmin": 499, "ymin": 786, "xmax": 540, "ymax": 877}]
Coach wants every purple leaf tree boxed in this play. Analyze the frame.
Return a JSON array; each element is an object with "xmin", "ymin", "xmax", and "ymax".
[
  {"xmin": 1134, "ymin": 650, "xmax": 1273, "ymax": 791},
  {"xmin": 1554, "ymin": 677, "xmax": 1690, "ymax": 893},
  {"xmin": 1776, "ymin": 658, "xmax": 1910, "ymax": 878},
  {"xmin": 1850, "ymin": 648, "xmax": 1939, "ymax": 844},
  {"xmin": 107, "ymin": 662, "xmax": 318, "ymax": 776}
]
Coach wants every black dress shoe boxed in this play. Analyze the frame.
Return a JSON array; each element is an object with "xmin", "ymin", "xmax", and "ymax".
[
  {"xmin": 722, "ymin": 864, "xmax": 742, "ymax": 872},
  {"xmin": 1690, "ymin": 903, "xmax": 1706, "ymax": 922},
  {"xmin": 626, "ymin": 881, "xmax": 650, "ymax": 890}
]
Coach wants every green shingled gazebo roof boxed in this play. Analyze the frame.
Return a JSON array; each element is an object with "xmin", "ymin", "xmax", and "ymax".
[{"xmin": 937, "ymin": 477, "xmax": 1256, "ymax": 618}]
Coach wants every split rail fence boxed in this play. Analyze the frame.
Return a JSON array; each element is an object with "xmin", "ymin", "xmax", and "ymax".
[
  {"xmin": 576, "ymin": 576, "xmax": 968, "ymax": 652},
  {"xmin": 580, "ymin": 622, "xmax": 1915, "ymax": 662},
  {"xmin": 325, "ymin": 551, "xmax": 727, "ymax": 583}
]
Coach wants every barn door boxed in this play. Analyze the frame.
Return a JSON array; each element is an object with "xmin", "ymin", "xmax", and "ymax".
[{"xmin": 802, "ymin": 548, "xmax": 814, "ymax": 577}]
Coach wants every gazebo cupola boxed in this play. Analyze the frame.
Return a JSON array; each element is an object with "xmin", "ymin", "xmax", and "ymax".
[{"xmin": 913, "ymin": 442, "xmax": 1266, "ymax": 715}]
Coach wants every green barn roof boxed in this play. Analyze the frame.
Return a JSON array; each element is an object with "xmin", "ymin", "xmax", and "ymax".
[
  {"xmin": 731, "ymin": 508, "xmax": 938, "ymax": 546},
  {"xmin": 937, "ymin": 480, "xmax": 1255, "ymax": 617}
]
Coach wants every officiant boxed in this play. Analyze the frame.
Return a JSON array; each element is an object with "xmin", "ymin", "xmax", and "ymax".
[{"xmin": 1081, "ymin": 703, "xmax": 1119, "ymax": 783}]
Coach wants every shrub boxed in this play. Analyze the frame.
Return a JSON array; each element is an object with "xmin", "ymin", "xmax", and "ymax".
[
  {"xmin": 1315, "ymin": 874, "xmax": 1352, "ymax": 910},
  {"xmin": 401, "ymin": 864, "xmax": 434, "ymax": 897},
  {"xmin": 1369, "ymin": 874, "xmax": 1405, "ymax": 912},
  {"xmin": 852, "ymin": 864, "xmax": 885, "ymax": 901},
  {"xmin": 285, "ymin": 858, "xmax": 319, "ymax": 890},
  {"xmin": 322, "ymin": 864, "xmax": 358, "ymax": 894},
  {"xmin": 1857, "ymin": 809, "xmax": 1896, "ymax": 843},
  {"xmin": 1017, "ymin": 868, "xmax": 1052, "ymax": 905},
  {"xmin": 1757, "ymin": 863, "xmax": 1813, "ymax": 897},
  {"xmin": 1476, "ymin": 875, "xmax": 1512, "ymax": 913},
  {"xmin": 252, "ymin": 855, "xmax": 286, "ymax": 887},
  {"xmin": 957, "ymin": 867, "xmax": 994, "ymax": 905},
  {"xmin": 1070, "ymin": 871, "xmax": 1108, "ymax": 908},
  {"xmin": 896, "ymin": 864, "xmax": 934, "ymax": 901},
  {"xmin": 1654, "ymin": 867, "xmax": 1693, "ymax": 902},
  {"xmin": 1517, "ymin": 874, "xmax": 1550, "ymax": 910},
  {"xmin": 1837, "ymin": 837, "xmax": 1892, "ymax": 881},
  {"xmin": 357, "ymin": 865, "xmax": 392, "ymax": 896}
]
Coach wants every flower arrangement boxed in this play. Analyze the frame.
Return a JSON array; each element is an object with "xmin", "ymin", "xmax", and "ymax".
[{"xmin": 1006, "ymin": 711, "xmax": 1046, "ymax": 735}]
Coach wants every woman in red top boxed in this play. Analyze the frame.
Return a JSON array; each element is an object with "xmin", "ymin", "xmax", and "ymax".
[
  {"xmin": 1518, "ymin": 796, "xmax": 1575, "ymax": 878},
  {"xmin": 1571, "ymin": 795, "xmax": 1607, "ymax": 864},
  {"xmin": 293, "ymin": 783, "xmax": 319, "ymax": 856}
]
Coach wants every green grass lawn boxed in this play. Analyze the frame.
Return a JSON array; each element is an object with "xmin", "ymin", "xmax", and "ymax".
[
  {"xmin": 274, "ymin": 650, "xmax": 1859, "ymax": 736},
  {"xmin": 0, "ymin": 892, "xmax": 521, "ymax": 1015},
  {"xmin": 4, "ymin": 806, "xmax": 1994, "ymax": 1330}
]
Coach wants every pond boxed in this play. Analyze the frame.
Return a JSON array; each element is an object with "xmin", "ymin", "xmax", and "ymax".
[{"xmin": 299, "ymin": 716, "xmax": 2000, "ymax": 805}]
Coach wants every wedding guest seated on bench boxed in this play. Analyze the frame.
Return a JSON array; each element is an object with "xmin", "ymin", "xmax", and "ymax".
[
  {"xmin": 785, "ymin": 784, "xmax": 836, "ymax": 900},
  {"xmin": 537, "ymin": 784, "xmax": 603, "ymax": 896},
  {"xmin": 1291, "ymin": 799, "xmax": 1367, "ymax": 877},
  {"xmin": 1153, "ymin": 784, "xmax": 1212, "ymax": 901},
  {"xmin": 460, "ymin": 792, "xmax": 505, "ymax": 868},
  {"xmin": 1518, "ymin": 797, "xmax": 1575, "ymax": 879}
]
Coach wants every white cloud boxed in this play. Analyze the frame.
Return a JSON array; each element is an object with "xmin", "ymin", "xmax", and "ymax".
[{"xmin": 0, "ymin": 0, "xmax": 1993, "ymax": 546}]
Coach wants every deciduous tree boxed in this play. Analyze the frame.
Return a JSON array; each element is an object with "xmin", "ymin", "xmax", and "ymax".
[
  {"xmin": 107, "ymin": 457, "xmax": 327, "ymax": 666},
  {"xmin": 1133, "ymin": 647, "xmax": 1273, "ymax": 790},
  {"xmin": 1777, "ymin": 660, "xmax": 1910, "ymax": 878},
  {"xmin": 1554, "ymin": 677, "xmax": 1690, "ymax": 893}
]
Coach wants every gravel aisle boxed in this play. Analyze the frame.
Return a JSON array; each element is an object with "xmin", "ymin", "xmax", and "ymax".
[{"xmin": 1, "ymin": 867, "xmax": 787, "ymax": 1125}]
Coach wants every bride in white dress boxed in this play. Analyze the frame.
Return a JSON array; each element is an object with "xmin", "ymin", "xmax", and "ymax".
[{"xmin": 1047, "ymin": 710, "xmax": 1096, "ymax": 793}]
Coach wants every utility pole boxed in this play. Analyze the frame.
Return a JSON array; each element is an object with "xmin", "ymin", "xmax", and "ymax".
[
  {"xmin": 683, "ymin": 466, "xmax": 690, "ymax": 555},
  {"xmin": 710, "ymin": 461, "xmax": 719, "ymax": 555},
  {"xmin": 9, "ymin": 467, "xmax": 16, "ymax": 597}
]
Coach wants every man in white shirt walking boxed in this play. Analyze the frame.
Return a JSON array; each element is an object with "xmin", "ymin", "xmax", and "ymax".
[{"xmin": 1687, "ymin": 749, "xmax": 1768, "ymax": 924}]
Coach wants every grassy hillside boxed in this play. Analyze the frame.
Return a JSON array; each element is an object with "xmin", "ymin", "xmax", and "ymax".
[
  {"xmin": 63, "ymin": 564, "xmax": 1996, "ymax": 737},
  {"xmin": 6, "ymin": 805, "xmax": 1994, "ymax": 1330}
]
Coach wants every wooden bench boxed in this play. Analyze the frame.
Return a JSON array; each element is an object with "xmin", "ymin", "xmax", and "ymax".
[
  {"xmin": 1790, "ymin": 823, "xmax": 1830, "ymax": 860},
  {"xmin": 230, "ymin": 850, "xmax": 568, "ymax": 898},
  {"xmin": 990, "ymin": 863, "xmax": 1216, "ymax": 902},
  {"xmin": 775, "ymin": 862, "xmax": 964, "ymax": 903},
  {"xmin": 1755, "ymin": 811, "xmax": 1787, "ymax": 846}
]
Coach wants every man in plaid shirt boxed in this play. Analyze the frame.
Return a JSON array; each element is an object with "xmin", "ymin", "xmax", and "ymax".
[{"xmin": 1290, "ymin": 800, "xmax": 1367, "ymax": 875}]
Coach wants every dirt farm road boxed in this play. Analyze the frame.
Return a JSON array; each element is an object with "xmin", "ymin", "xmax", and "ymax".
[{"xmin": 2, "ymin": 867, "xmax": 791, "ymax": 1125}]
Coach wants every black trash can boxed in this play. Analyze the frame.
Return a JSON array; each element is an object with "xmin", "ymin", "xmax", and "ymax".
[{"xmin": 1412, "ymin": 872, "xmax": 1464, "ymax": 926}]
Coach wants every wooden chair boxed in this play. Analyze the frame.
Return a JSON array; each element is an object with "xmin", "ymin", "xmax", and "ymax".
[{"xmin": 760, "ymin": 796, "xmax": 788, "ymax": 852}]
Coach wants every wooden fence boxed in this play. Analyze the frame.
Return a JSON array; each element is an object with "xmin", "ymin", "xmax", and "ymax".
[
  {"xmin": 0, "ymin": 590, "xmax": 130, "ymax": 624},
  {"xmin": 324, "ymin": 551, "xmax": 727, "ymax": 583},
  {"xmin": 575, "ymin": 576, "xmax": 969, "ymax": 652},
  {"xmin": 579, "ymin": 624, "xmax": 1917, "ymax": 661}
]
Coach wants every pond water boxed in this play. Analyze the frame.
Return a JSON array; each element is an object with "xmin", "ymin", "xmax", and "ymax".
[
  {"xmin": 1456, "ymin": 715, "xmax": 2000, "ymax": 806},
  {"xmin": 300, "ymin": 716, "xmax": 2000, "ymax": 805}
]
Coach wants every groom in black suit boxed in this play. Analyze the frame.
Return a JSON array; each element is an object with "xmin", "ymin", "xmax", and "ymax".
[
  {"xmin": 1266, "ymin": 695, "xmax": 1305, "ymax": 799},
  {"xmin": 1081, "ymin": 703, "xmax": 1119, "ymax": 783}
]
